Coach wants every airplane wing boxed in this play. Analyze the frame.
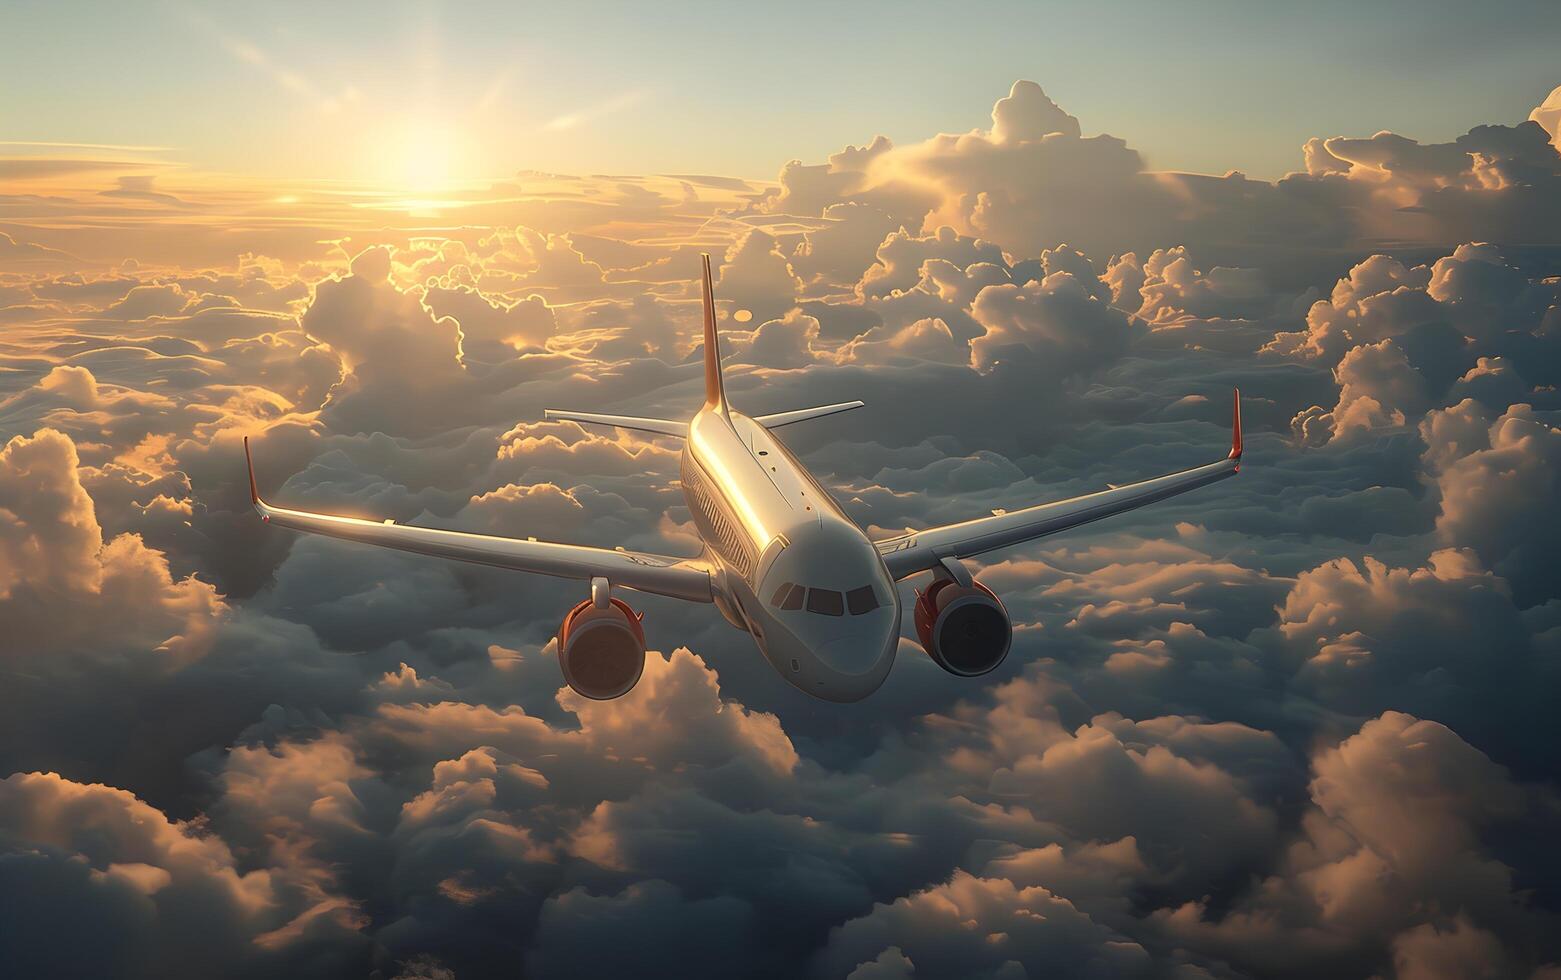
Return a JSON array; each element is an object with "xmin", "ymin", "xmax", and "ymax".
[
  {"xmin": 876, "ymin": 391, "xmax": 1243, "ymax": 581},
  {"xmin": 244, "ymin": 439, "xmax": 712, "ymax": 603}
]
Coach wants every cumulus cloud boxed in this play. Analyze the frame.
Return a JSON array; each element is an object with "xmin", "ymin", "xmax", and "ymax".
[
  {"xmin": 1274, "ymin": 243, "xmax": 1559, "ymax": 446},
  {"xmin": 752, "ymin": 79, "xmax": 1561, "ymax": 287},
  {"xmin": 0, "ymin": 771, "xmax": 369, "ymax": 978},
  {"xmin": 303, "ymin": 248, "xmax": 467, "ymax": 428},
  {"xmin": 968, "ymin": 262, "xmax": 1138, "ymax": 374},
  {"xmin": 1420, "ymin": 402, "xmax": 1561, "ymax": 605},
  {"xmin": 0, "ymin": 427, "xmax": 220, "ymax": 659},
  {"xmin": 856, "ymin": 226, "xmax": 1006, "ymax": 301},
  {"xmin": 420, "ymin": 283, "xmax": 557, "ymax": 358},
  {"xmin": 716, "ymin": 229, "xmax": 804, "ymax": 324},
  {"xmin": 2, "ymin": 74, "xmax": 1560, "ymax": 980},
  {"xmin": 1533, "ymin": 84, "xmax": 1561, "ymax": 144},
  {"xmin": 740, "ymin": 308, "xmax": 828, "ymax": 369},
  {"xmin": 1155, "ymin": 712, "xmax": 1558, "ymax": 978},
  {"xmin": 815, "ymin": 871, "xmax": 1150, "ymax": 979},
  {"xmin": 1113, "ymin": 246, "xmax": 1275, "ymax": 325}
]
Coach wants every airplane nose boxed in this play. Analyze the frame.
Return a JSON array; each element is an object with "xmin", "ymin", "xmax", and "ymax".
[{"xmin": 815, "ymin": 629, "xmax": 894, "ymax": 676}]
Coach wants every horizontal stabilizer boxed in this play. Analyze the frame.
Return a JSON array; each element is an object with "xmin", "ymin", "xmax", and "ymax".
[
  {"xmin": 753, "ymin": 400, "xmax": 864, "ymax": 429},
  {"xmin": 544, "ymin": 409, "xmax": 688, "ymax": 437}
]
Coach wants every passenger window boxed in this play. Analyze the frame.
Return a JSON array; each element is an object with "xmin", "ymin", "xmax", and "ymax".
[
  {"xmin": 846, "ymin": 585, "xmax": 879, "ymax": 615},
  {"xmin": 781, "ymin": 583, "xmax": 804, "ymax": 610},
  {"xmin": 770, "ymin": 582, "xmax": 794, "ymax": 607},
  {"xmin": 806, "ymin": 588, "xmax": 844, "ymax": 616}
]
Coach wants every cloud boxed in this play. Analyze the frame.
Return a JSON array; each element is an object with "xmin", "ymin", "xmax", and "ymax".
[
  {"xmin": 968, "ymin": 262, "xmax": 1137, "ymax": 374},
  {"xmin": 0, "ymin": 771, "xmax": 370, "ymax": 978},
  {"xmin": 101, "ymin": 175, "xmax": 201, "ymax": 210},
  {"xmin": 1533, "ymin": 84, "xmax": 1561, "ymax": 144},
  {"xmin": 741, "ymin": 308, "xmax": 828, "ymax": 369},
  {"xmin": 1155, "ymin": 712, "xmax": 1558, "ymax": 978},
  {"xmin": 754, "ymin": 80, "xmax": 1561, "ymax": 286},
  {"xmin": 0, "ymin": 158, "xmax": 159, "ymax": 180},
  {"xmin": 1273, "ymin": 243, "xmax": 1559, "ymax": 445},
  {"xmin": 1274, "ymin": 544, "xmax": 1560, "ymax": 780},
  {"xmin": 420, "ymin": 283, "xmax": 557, "ymax": 357},
  {"xmin": 878, "ymin": 81, "xmax": 1157, "ymax": 261},
  {"xmin": 1392, "ymin": 917, "xmax": 1514, "ymax": 980},
  {"xmin": 1327, "ymin": 339, "xmax": 1433, "ymax": 440},
  {"xmin": 300, "ymin": 248, "xmax": 476, "ymax": 436},
  {"xmin": 1115, "ymin": 246, "xmax": 1275, "ymax": 325},
  {"xmin": 1421, "ymin": 402, "xmax": 1561, "ymax": 605},
  {"xmin": 757, "ymin": 135, "xmax": 903, "ymax": 220},
  {"xmin": 0, "ymin": 230, "xmax": 77, "ymax": 267},
  {"xmin": 512, "ymin": 230, "xmax": 612, "ymax": 295},
  {"xmin": 816, "ymin": 871, "xmax": 1151, "ymax": 979},
  {"xmin": 2, "ymin": 75, "xmax": 1560, "ymax": 980},
  {"xmin": 856, "ymin": 226, "xmax": 1005, "ymax": 301},
  {"xmin": 865, "ymin": 252, "xmax": 1011, "ymax": 341},
  {"xmin": 840, "ymin": 316, "xmax": 968, "ymax": 366},
  {"xmin": 788, "ymin": 203, "xmax": 904, "ymax": 290},
  {"xmin": 716, "ymin": 230, "xmax": 804, "ymax": 324},
  {"xmin": 527, "ymin": 880, "xmax": 754, "ymax": 976},
  {"xmin": 564, "ymin": 293, "xmax": 692, "ymax": 359},
  {"xmin": 0, "ymin": 427, "xmax": 220, "ymax": 658}
]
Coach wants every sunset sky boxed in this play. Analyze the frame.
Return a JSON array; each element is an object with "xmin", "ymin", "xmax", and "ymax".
[
  {"xmin": 3, "ymin": 4, "xmax": 1561, "ymax": 979},
  {"xmin": 5, "ymin": 0, "xmax": 1558, "ymax": 181}
]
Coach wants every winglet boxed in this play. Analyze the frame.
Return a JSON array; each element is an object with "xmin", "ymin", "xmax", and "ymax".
[
  {"xmin": 700, "ymin": 253, "xmax": 728, "ymax": 415},
  {"xmin": 1228, "ymin": 388, "xmax": 1243, "ymax": 466},
  {"xmin": 243, "ymin": 436, "xmax": 260, "ymax": 504}
]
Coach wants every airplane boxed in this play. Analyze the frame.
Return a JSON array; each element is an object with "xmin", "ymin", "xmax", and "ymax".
[{"xmin": 244, "ymin": 255, "xmax": 1243, "ymax": 703}]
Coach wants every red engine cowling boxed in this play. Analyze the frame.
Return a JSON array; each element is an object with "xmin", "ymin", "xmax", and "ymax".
[
  {"xmin": 557, "ymin": 597, "xmax": 646, "ymax": 700},
  {"xmin": 913, "ymin": 578, "xmax": 1012, "ymax": 677}
]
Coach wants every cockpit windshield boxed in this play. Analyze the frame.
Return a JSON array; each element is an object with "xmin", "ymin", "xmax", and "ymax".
[
  {"xmin": 845, "ymin": 585, "xmax": 879, "ymax": 614},
  {"xmin": 771, "ymin": 582, "xmax": 804, "ymax": 610},
  {"xmin": 770, "ymin": 582, "xmax": 880, "ymax": 616},
  {"xmin": 806, "ymin": 588, "xmax": 844, "ymax": 616}
]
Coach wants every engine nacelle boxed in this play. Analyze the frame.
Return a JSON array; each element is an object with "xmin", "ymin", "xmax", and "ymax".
[
  {"xmin": 914, "ymin": 578, "xmax": 1012, "ymax": 677},
  {"xmin": 557, "ymin": 595, "xmax": 646, "ymax": 700}
]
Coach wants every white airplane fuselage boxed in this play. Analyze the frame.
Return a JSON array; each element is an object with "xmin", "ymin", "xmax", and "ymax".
[{"xmin": 681, "ymin": 406, "xmax": 899, "ymax": 702}]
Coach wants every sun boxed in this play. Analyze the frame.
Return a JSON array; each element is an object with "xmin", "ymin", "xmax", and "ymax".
[{"xmin": 369, "ymin": 117, "xmax": 474, "ymax": 192}]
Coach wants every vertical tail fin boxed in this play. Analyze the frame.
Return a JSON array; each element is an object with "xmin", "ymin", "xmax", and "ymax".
[{"xmin": 701, "ymin": 253, "xmax": 728, "ymax": 415}]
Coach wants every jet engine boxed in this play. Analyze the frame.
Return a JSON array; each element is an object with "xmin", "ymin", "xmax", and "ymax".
[
  {"xmin": 914, "ymin": 577, "xmax": 1012, "ymax": 677},
  {"xmin": 557, "ymin": 579, "xmax": 646, "ymax": 699}
]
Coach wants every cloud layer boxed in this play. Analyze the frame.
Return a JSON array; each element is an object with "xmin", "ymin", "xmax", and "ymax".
[{"xmin": 2, "ymin": 79, "xmax": 1560, "ymax": 979}]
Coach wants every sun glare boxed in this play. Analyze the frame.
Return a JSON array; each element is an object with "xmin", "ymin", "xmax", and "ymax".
[{"xmin": 371, "ymin": 118, "xmax": 473, "ymax": 192}]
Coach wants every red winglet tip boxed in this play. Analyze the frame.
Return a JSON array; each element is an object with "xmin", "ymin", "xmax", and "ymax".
[
  {"xmin": 1229, "ymin": 388, "xmax": 1243, "ymax": 463},
  {"xmin": 243, "ymin": 436, "xmax": 260, "ymax": 504}
]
